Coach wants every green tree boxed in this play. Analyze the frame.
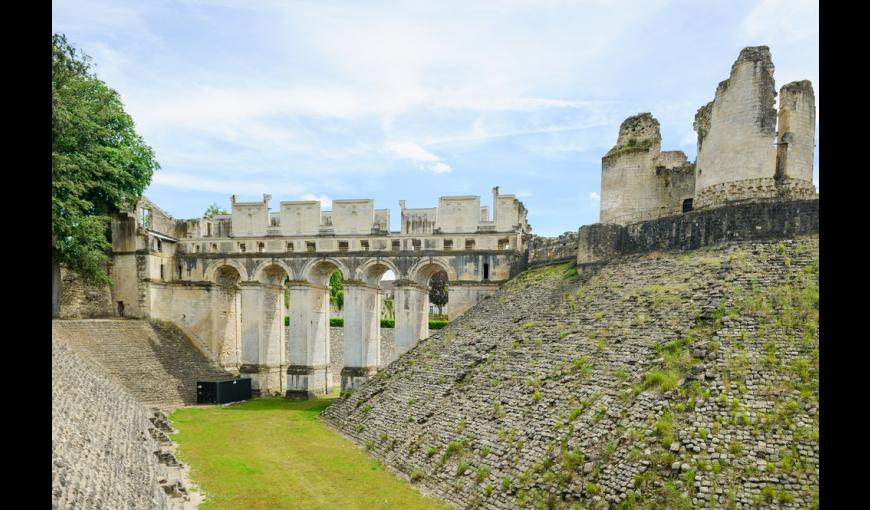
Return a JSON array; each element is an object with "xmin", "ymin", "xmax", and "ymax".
[
  {"xmin": 429, "ymin": 270, "xmax": 449, "ymax": 316},
  {"xmin": 204, "ymin": 202, "xmax": 228, "ymax": 218},
  {"xmin": 330, "ymin": 271, "xmax": 344, "ymax": 310},
  {"xmin": 52, "ymin": 34, "xmax": 159, "ymax": 315}
]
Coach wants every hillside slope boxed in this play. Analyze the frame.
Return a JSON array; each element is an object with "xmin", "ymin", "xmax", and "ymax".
[{"xmin": 322, "ymin": 237, "xmax": 819, "ymax": 509}]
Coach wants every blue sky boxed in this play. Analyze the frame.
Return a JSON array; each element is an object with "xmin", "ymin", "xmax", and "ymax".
[{"xmin": 53, "ymin": 0, "xmax": 818, "ymax": 237}]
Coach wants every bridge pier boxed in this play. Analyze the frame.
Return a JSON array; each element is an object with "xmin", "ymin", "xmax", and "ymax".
[
  {"xmin": 394, "ymin": 281, "xmax": 429, "ymax": 358},
  {"xmin": 286, "ymin": 282, "xmax": 332, "ymax": 398},
  {"xmin": 341, "ymin": 282, "xmax": 381, "ymax": 392},
  {"xmin": 238, "ymin": 281, "xmax": 287, "ymax": 396}
]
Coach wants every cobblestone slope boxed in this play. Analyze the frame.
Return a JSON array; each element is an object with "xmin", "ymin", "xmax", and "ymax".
[
  {"xmin": 52, "ymin": 338, "xmax": 171, "ymax": 509},
  {"xmin": 52, "ymin": 319, "xmax": 233, "ymax": 410},
  {"xmin": 323, "ymin": 237, "xmax": 819, "ymax": 509}
]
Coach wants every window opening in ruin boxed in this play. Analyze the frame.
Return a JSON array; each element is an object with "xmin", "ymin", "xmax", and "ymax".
[
  {"xmin": 153, "ymin": 238, "xmax": 162, "ymax": 252},
  {"xmin": 239, "ymin": 243, "xmax": 246, "ymax": 253},
  {"xmin": 195, "ymin": 244, "xmax": 201, "ymax": 253},
  {"xmin": 392, "ymin": 240, "xmax": 401, "ymax": 251},
  {"xmin": 306, "ymin": 242, "xmax": 316, "ymax": 253},
  {"xmin": 483, "ymin": 262, "xmax": 490, "ymax": 280},
  {"xmin": 211, "ymin": 243, "xmax": 218, "ymax": 253},
  {"xmin": 339, "ymin": 241, "xmax": 349, "ymax": 253},
  {"xmin": 443, "ymin": 239, "xmax": 453, "ymax": 250},
  {"xmin": 177, "ymin": 265, "xmax": 183, "ymax": 280},
  {"xmin": 140, "ymin": 208, "xmax": 152, "ymax": 229},
  {"xmin": 160, "ymin": 264, "xmax": 164, "ymax": 280},
  {"xmin": 465, "ymin": 239, "xmax": 475, "ymax": 250},
  {"xmin": 412, "ymin": 239, "xmax": 421, "ymax": 251},
  {"xmin": 117, "ymin": 301, "xmax": 124, "ymax": 317},
  {"xmin": 257, "ymin": 242, "xmax": 265, "ymax": 253},
  {"xmin": 498, "ymin": 238, "xmax": 509, "ymax": 250},
  {"xmin": 361, "ymin": 240, "xmax": 369, "ymax": 251},
  {"xmin": 286, "ymin": 241, "xmax": 294, "ymax": 252},
  {"xmin": 207, "ymin": 223, "xmax": 212, "ymax": 236},
  {"xmin": 682, "ymin": 198, "xmax": 694, "ymax": 213}
]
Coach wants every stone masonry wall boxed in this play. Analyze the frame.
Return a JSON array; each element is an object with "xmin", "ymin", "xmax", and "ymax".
[
  {"xmin": 58, "ymin": 266, "xmax": 115, "ymax": 319},
  {"xmin": 580, "ymin": 198, "xmax": 818, "ymax": 265},
  {"xmin": 323, "ymin": 236, "xmax": 819, "ymax": 509},
  {"xmin": 528, "ymin": 233, "xmax": 579, "ymax": 267}
]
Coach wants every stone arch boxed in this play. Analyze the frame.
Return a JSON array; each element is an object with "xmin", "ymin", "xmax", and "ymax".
[
  {"xmin": 408, "ymin": 257, "xmax": 457, "ymax": 287},
  {"xmin": 302, "ymin": 257, "xmax": 351, "ymax": 287},
  {"xmin": 204, "ymin": 259, "xmax": 250, "ymax": 283},
  {"xmin": 252, "ymin": 259, "xmax": 295, "ymax": 284},
  {"xmin": 355, "ymin": 258, "xmax": 401, "ymax": 286}
]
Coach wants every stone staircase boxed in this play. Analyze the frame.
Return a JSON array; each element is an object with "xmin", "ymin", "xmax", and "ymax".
[{"xmin": 52, "ymin": 319, "xmax": 234, "ymax": 410}]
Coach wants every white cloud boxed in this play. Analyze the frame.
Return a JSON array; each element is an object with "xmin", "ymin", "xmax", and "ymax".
[
  {"xmin": 152, "ymin": 172, "xmax": 304, "ymax": 195},
  {"xmin": 428, "ymin": 162, "xmax": 453, "ymax": 174},
  {"xmin": 588, "ymin": 192, "xmax": 600, "ymax": 202},
  {"xmin": 384, "ymin": 142, "xmax": 452, "ymax": 174},
  {"xmin": 301, "ymin": 194, "xmax": 333, "ymax": 208}
]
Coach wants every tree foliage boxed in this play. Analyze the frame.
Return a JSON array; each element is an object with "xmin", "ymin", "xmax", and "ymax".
[
  {"xmin": 330, "ymin": 271, "xmax": 344, "ymax": 310},
  {"xmin": 204, "ymin": 202, "xmax": 228, "ymax": 218},
  {"xmin": 52, "ymin": 33, "xmax": 159, "ymax": 284},
  {"xmin": 429, "ymin": 270, "xmax": 449, "ymax": 315}
]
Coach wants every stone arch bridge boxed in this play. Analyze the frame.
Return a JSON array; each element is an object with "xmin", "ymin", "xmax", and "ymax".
[
  {"xmin": 109, "ymin": 189, "xmax": 532, "ymax": 397},
  {"xmin": 184, "ymin": 250, "xmax": 522, "ymax": 397}
]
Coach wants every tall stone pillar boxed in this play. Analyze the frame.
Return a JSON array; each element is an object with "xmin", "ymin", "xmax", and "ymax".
[
  {"xmin": 394, "ymin": 281, "xmax": 429, "ymax": 358},
  {"xmin": 286, "ymin": 282, "xmax": 331, "ymax": 398},
  {"xmin": 256, "ymin": 280, "xmax": 286, "ymax": 395},
  {"xmin": 238, "ymin": 282, "xmax": 263, "ymax": 391},
  {"xmin": 341, "ymin": 282, "xmax": 381, "ymax": 392},
  {"xmin": 210, "ymin": 280, "xmax": 242, "ymax": 370}
]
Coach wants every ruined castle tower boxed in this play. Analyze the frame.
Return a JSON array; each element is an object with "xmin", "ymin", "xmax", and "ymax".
[
  {"xmin": 599, "ymin": 113, "xmax": 695, "ymax": 225},
  {"xmin": 776, "ymin": 80, "xmax": 816, "ymax": 183},
  {"xmin": 693, "ymin": 46, "xmax": 816, "ymax": 208}
]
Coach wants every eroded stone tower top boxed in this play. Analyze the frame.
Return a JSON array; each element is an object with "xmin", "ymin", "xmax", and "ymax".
[{"xmin": 616, "ymin": 113, "xmax": 661, "ymax": 146}]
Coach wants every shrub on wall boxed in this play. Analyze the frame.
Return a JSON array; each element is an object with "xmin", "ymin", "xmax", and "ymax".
[{"xmin": 286, "ymin": 316, "xmax": 448, "ymax": 329}]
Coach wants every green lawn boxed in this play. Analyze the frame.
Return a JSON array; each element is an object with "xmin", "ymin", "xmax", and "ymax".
[{"xmin": 170, "ymin": 396, "xmax": 448, "ymax": 510}]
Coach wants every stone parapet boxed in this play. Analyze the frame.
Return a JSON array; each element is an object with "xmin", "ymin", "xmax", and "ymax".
[
  {"xmin": 580, "ymin": 198, "xmax": 818, "ymax": 264},
  {"xmin": 527, "ymin": 232, "xmax": 579, "ymax": 267}
]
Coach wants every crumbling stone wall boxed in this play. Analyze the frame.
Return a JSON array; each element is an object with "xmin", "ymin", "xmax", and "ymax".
[
  {"xmin": 323, "ymin": 236, "xmax": 819, "ymax": 509},
  {"xmin": 694, "ymin": 47, "xmax": 816, "ymax": 208},
  {"xmin": 58, "ymin": 266, "xmax": 115, "ymax": 319},
  {"xmin": 528, "ymin": 232, "xmax": 579, "ymax": 267},
  {"xmin": 600, "ymin": 113, "xmax": 695, "ymax": 225}
]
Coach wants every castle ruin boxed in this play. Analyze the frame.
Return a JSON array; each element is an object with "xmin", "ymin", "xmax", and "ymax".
[{"xmin": 601, "ymin": 46, "xmax": 817, "ymax": 225}]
